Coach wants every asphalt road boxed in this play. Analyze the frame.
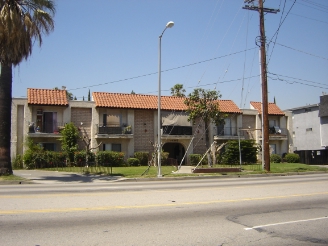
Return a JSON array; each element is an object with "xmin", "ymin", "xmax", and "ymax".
[{"xmin": 1, "ymin": 174, "xmax": 328, "ymax": 245}]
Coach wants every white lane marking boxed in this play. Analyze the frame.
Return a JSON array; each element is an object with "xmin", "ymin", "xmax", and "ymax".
[{"xmin": 244, "ymin": 216, "xmax": 328, "ymax": 230}]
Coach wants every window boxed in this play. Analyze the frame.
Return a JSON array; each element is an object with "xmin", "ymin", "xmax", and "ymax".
[
  {"xmin": 269, "ymin": 120, "xmax": 276, "ymax": 127},
  {"xmin": 103, "ymin": 143, "xmax": 121, "ymax": 152},
  {"xmin": 217, "ymin": 118, "xmax": 231, "ymax": 136},
  {"xmin": 103, "ymin": 114, "xmax": 121, "ymax": 126},
  {"xmin": 112, "ymin": 144, "xmax": 121, "ymax": 152},
  {"xmin": 42, "ymin": 143, "xmax": 56, "ymax": 151},
  {"xmin": 43, "ymin": 112, "xmax": 58, "ymax": 133},
  {"xmin": 103, "ymin": 144, "xmax": 110, "ymax": 151},
  {"xmin": 306, "ymin": 128, "xmax": 312, "ymax": 132},
  {"xmin": 269, "ymin": 144, "xmax": 276, "ymax": 154}
]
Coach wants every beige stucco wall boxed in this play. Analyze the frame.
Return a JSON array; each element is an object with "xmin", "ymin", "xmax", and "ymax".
[{"xmin": 11, "ymin": 98, "xmax": 28, "ymax": 161}]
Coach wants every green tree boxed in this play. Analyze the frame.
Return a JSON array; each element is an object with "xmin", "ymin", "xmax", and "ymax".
[
  {"xmin": 170, "ymin": 84, "xmax": 186, "ymax": 97},
  {"xmin": 88, "ymin": 89, "xmax": 91, "ymax": 101},
  {"xmin": 0, "ymin": 0, "xmax": 55, "ymax": 175},
  {"xmin": 221, "ymin": 140, "xmax": 258, "ymax": 164},
  {"xmin": 184, "ymin": 88, "xmax": 225, "ymax": 166},
  {"xmin": 59, "ymin": 123, "xmax": 80, "ymax": 164}
]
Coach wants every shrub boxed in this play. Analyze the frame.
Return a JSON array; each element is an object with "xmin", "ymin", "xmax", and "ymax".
[
  {"xmin": 221, "ymin": 140, "xmax": 258, "ymax": 164},
  {"xmin": 12, "ymin": 154, "xmax": 24, "ymax": 169},
  {"xmin": 285, "ymin": 153, "xmax": 300, "ymax": 163},
  {"xmin": 74, "ymin": 150, "xmax": 96, "ymax": 166},
  {"xmin": 134, "ymin": 152, "xmax": 149, "ymax": 166},
  {"xmin": 215, "ymin": 154, "xmax": 222, "ymax": 164},
  {"xmin": 189, "ymin": 154, "xmax": 207, "ymax": 166},
  {"xmin": 44, "ymin": 151, "xmax": 67, "ymax": 168},
  {"xmin": 96, "ymin": 151, "xmax": 125, "ymax": 167},
  {"xmin": 127, "ymin": 158, "xmax": 140, "ymax": 166},
  {"xmin": 270, "ymin": 154, "xmax": 282, "ymax": 163},
  {"xmin": 161, "ymin": 152, "xmax": 169, "ymax": 166}
]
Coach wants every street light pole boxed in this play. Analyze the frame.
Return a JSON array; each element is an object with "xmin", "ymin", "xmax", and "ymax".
[{"xmin": 158, "ymin": 21, "xmax": 174, "ymax": 178}]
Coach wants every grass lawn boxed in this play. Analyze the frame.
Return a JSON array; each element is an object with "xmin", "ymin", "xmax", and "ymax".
[
  {"xmin": 270, "ymin": 163, "xmax": 328, "ymax": 173},
  {"xmin": 0, "ymin": 175, "xmax": 27, "ymax": 181},
  {"xmin": 34, "ymin": 163, "xmax": 327, "ymax": 178}
]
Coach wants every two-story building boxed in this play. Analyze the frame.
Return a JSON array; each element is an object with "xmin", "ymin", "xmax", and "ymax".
[
  {"xmin": 12, "ymin": 88, "xmax": 244, "ymax": 165},
  {"xmin": 248, "ymin": 101, "xmax": 292, "ymax": 157}
]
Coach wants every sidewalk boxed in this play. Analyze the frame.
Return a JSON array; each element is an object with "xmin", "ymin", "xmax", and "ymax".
[
  {"xmin": 7, "ymin": 165, "xmax": 328, "ymax": 185},
  {"xmin": 172, "ymin": 166, "xmax": 194, "ymax": 174},
  {"xmin": 13, "ymin": 170, "xmax": 123, "ymax": 184}
]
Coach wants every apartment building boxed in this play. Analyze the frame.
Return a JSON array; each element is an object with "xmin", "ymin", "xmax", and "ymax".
[{"xmin": 11, "ymin": 88, "xmax": 292, "ymax": 165}]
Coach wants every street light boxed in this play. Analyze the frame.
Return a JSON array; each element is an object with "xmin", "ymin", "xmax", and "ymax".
[{"xmin": 158, "ymin": 21, "xmax": 174, "ymax": 177}]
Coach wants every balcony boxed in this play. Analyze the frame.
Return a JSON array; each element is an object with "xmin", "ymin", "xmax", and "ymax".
[
  {"xmin": 162, "ymin": 126, "xmax": 192, "ymax": 135},
  {"xmin": 214, "ymin": 127, "xmax": 244, "ymax": 140},
  {"xmin": 259, "ymin": 127, "xmax": 288, "ymax": 140},
  {"xmin": 96, "ymin": 125, "xmax": 133, "ymax": 139},
  {"xmin": 28, "ymin": 122, "xmax": 64, "ymax": 138}
]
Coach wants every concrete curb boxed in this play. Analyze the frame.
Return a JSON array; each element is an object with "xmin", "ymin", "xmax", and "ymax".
[
  {"xmin": 3, "ymin": 169, "xmax": 327, "ymax": 185},
  {"xmin": 116, "ymin": 171, "xmax": 328, "ymax": 182}
]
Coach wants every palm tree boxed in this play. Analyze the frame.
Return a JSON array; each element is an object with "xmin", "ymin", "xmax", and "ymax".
[
  {"xmin": 170, "ymin": 84, "xmax": 186, "ymax": 97},
  {"xmin": 0, "ymin": 0, "xmax": 55, "ymax": 175}
]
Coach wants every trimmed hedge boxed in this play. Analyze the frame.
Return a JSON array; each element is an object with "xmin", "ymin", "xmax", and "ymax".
[
  {"xmin": 127, "ymin": 158, "xmax": 140, "ymax": 166},
  {"xmin": 270, "ymin": 154, "xmax": 282, "ymax": 163},
  {"xmin": 134, "ymin": 152, "xmax": 149, "ymax": 166},
  {"xmin": 23, "ymin": 151, "xmax": 67, "ymax": 169},
  {"xmin": 74, "ymin": 151, "xmax": 96, "ymax": 166},
  {"xmin": 189, "ymin": 154, "xmax": 208, "ymax": 166},
  {"xmin": 95, "ymin": 151, "xmax": 125, "ymax": 167},
  {"xmin": 285, "ymin": 153, "xmax": 300, "ymax": 163}
]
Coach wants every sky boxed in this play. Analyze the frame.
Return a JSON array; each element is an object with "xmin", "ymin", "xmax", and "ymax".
[{"xmin": 12, "ymin": 0, "xmax": 328, "ymax": 110}]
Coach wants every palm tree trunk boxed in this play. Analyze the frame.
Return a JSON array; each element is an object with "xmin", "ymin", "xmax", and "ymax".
[{"xmin": 0, "ymin": 63, "xmax": 13, "ymax": 175}]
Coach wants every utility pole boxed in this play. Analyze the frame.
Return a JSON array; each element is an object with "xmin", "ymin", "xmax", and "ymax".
[{"xmin": 243, "ymin": 0, "xmax": 279, "ymax": 171}]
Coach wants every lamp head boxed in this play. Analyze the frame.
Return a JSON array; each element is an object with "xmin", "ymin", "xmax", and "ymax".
[{"xmin": 166, "ymin": 21, "xmax": 174, "ymax": 28}]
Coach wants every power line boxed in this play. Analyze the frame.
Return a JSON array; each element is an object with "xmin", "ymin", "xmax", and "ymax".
[
  {"xmin": 68, "ymin": 47, "xmax": 258, "ymax": 92},
  {"xmin": 273, "ymin": 42, "xmax": 328, "ymax": 60},
  {"xmin": 156, "ymin": 75, "xmax": 260, "ymax": 94},
  {"xmin": 296, "ymin": 0, "xmax": 328, "ymax": 13},
  {"xmin": 267, "ymin": 0, "xmax": 287, "ymax": 64},
  {"xmin": 267, "ymin": 0, "xmax": 296, "ymax": 48},
  {"xmin": 300, "ymin": 0, "xmax": 328, "ymax": 10},
  {"xmin": 268, "ymin": 72, "xmax": 328, "ymax": 89},
  {"xmin": 290, "ymin": 13, "xmax": 328, "ymax": 24}
]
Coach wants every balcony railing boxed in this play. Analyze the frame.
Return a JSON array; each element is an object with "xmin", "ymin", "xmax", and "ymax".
[
  {"xmin": 258, "ymin": 127, "xmax": 288, "ymax": 138},
  {"xmin": 269, "ymin": 126, "xmax": 287, "ymax": 135},
  {"xmin": 97, "ymin": 125, "xmax": 132, "ymax": 135},
  {"xmin": 216, "ymin": 127, "xmax": 243, "ymax": 137},
  {"xmin": 162, "ymin": 126, "xmax": 192, "ymax": 135},
  {"xmin": 28, "ymin": 122, "xmax": 64, "ymax": 134}
]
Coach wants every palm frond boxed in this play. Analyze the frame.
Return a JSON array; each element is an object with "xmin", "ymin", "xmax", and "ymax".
[{"xmin": 0, "ymin": 0, "xmax": 55, "ymax": 65}]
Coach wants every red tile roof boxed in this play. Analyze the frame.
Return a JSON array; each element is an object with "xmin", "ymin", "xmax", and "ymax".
[
  {"xmin": 250, "ymin": 101, "xmax": 285, "ymax": 116},
  {"xmin": 27, "ymin": 88, "xmax": 69, "ymax": 106},
  {"xmin": 93, "ymin": 92, "xmax": 242, "ymax": 113}
]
